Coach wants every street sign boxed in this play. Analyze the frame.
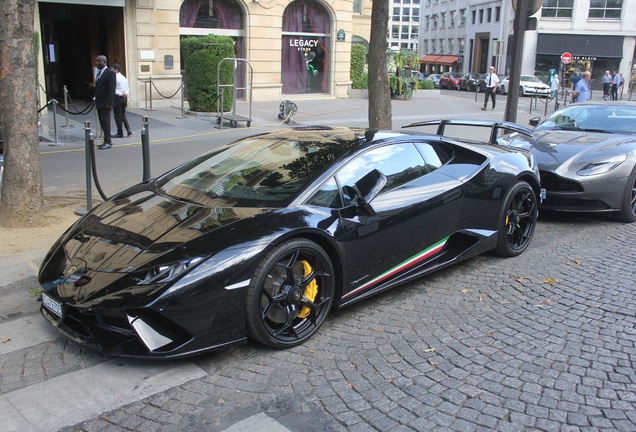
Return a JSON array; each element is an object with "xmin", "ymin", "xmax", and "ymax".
[{"xmin": 561, "ymin": 52, "xmax": 572, "ymax": 64}]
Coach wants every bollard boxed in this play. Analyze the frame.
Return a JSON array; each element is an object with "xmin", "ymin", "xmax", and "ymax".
[
  {"xmin": 180, "ymin": 79, "xmax": 185, "ymax": 119},
  {"xmin": 62, "ymin": 85, "xmax": 70, "ymax": 128},
  {"xmin": 75, "ymin": 121, "xmax": 94, "ymax": 216},
  {"xmin": 48, "ymin": 99, "xmax": 62, "ymax": 146},
  {"xmin": 141, "ymin": 116, "xmax": 151, "ymax": 182}
]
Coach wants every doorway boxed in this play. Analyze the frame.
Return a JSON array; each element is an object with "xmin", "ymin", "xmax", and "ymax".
[{"xmin": 39, "ymin": 3, "xmax": 125, "ymax": 101}]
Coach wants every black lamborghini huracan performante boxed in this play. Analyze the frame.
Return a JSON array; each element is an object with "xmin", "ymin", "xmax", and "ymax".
[{"xmin": 38, "ymin": 124, "xmax": 540, "ymax": 358}]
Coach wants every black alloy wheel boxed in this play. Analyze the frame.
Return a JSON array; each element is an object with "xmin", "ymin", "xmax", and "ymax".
[
  {"xmin": 614, "ymin": 167, "xmax": 636, "ymax": 223},
  {"xmin": 246, "ymin": 239, "xmax": 335, "ymax": 348},
  {"xmin": 494, "ymin": 181, "xmax": 538, "ymax": 257}
]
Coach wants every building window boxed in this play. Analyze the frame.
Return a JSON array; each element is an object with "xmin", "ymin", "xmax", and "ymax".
[
  {"xmin": 479, "ymin": 9, "xmax": 484, "ymax": 24},
  {"xmin": 449, "ymin": 39, "xmax": 454, "ymax": 53},
  {"xmin": 353, "ymin": 0, "xmax": 361, "ymax": 14},
  {"xmin": 450, "ymin": 11, "xmax": 455, "ymax": 27},
  {"xmin": 487, "ymin": 8, "xmax": 492, "ymax": 22},
  {"xmin": 392, "ymin": 25, "xmax": 399, "ymax": 38},
  {"xmin": 541, "ymin": 0, "xmax": 574, "ymax": 18},
  {"xmin": 496, "ymin": 6, "xmax": 500, "ymax": 21},
  {"xmin": 460, "ymin": 9, "xmax": 466, "ymax": 25},
  {"xmin": 441, "ymin": 12, "xmax": 446, "ymax": 27},
  {"xmin": 589, "ymin": 0, "xmax": 622, "ymax": 19},
  {"xmin": 411, "ymin": 27, "xmax": 418, "ymax": 38},
  {"xmin": 412, "ymin": 8, "xmax": 419, "ymax": 22},
  {"xmin": 472, "ymin": 10, "xmax": 476, "ymax": 24},
  {"xmin": 393, "ymin": 7, "xmax": 400, "ymax": 21},
  {"xmin": 426, "ymin": 16, "xmax": 430, "ymax": 30}
]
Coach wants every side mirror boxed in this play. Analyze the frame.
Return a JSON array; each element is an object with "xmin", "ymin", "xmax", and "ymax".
[
  {"xmin": 355, "ymin": 169, "xmax": 387, "ymax": 204},
  {"xmin": 529, "ymin": 117, "xmax": 541, "ymax": 127}
]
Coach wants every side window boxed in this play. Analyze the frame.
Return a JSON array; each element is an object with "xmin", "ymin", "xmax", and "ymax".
[
  {"xmin": 337, "ymin": 143, "xmax": 426, "ymax": 205},
  {"xmin": 415, "ymin": 142, "xmax": 452, "ymax": 173},
  {"xmin": 306, "ymin": 177, "xmax": 343, "ymax": 208}
]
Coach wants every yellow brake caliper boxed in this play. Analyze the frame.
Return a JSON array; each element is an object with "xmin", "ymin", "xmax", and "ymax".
[{"xmin": 298, "ymin": 260, "xmax": 318, "ymax": 318}]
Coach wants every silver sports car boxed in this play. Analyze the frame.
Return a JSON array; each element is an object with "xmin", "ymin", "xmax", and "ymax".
[{"xmin": 498, "ymin": 102, "xmax": 636, "ymax": 222}]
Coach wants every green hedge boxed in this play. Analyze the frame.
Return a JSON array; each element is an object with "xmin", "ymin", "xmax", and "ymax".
[
  {"xmin": 181, "ymin": 35, "xmax": 235, "ymax": 112},
  {"xmin": 350, "ymin": 44, "xmax": 368, "ymax": 89}
]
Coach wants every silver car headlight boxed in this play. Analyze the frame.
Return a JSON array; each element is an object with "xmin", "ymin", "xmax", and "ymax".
[{"xmin": 576, "ymin": 154, "xmax": 627, "ymax": 176}]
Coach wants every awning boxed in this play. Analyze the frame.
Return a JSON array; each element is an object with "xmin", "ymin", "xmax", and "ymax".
[
  {"xmin": 419, "ymin": 55, "xmax": 461, "ymax": 65},
  {"xmin": 39, "ymin": 0, "xmax": 124, "ymax": 5},
  {"xmin": 419, "ymin": 54, "xmax": 441, "ymax": 63},
  {"xmin": 433, "ymin": 56, "xmax": 460, "ymax": 66},
  {"xmin": 536, "ymin": 34, "xmax": 623, "ymax": 58}
]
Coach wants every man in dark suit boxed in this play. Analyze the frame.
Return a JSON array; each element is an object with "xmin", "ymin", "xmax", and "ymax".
[{"xmin": 89, "ymin": 55, "xmax": 116, "ymax": 149}]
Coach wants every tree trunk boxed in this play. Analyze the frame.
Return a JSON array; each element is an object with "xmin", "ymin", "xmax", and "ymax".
[
  {"xmin": 368, "ymin": 0, "xmax": 392, "ymax": 130},
  {"xmin": 0, "ymin": 0, "xmax": 44, "ymax": 227}
]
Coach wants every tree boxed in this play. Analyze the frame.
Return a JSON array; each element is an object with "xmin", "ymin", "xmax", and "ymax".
[
  {"xmin": 367, "ymin": 0, "xmax": 392, "ymax": 129},
  {"xmin": 0, "ymin": 0, "xmax": 44, "ymax": 227}
]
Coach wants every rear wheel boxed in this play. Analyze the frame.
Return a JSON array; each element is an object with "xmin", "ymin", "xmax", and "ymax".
[
  {"xmin": 500, "ymin": 85, "xmax": 506, "ymax": 95},
  {"xmin": 246, "ymin": 239, "xmax": 335, "ymax": 348},
  {"xmin": 613, "ymin": 167, "xmax": 636, "ymax": 223},
  {"xmin": 494, "ymin": 181, "xmax": 538, "ymax": 257}
]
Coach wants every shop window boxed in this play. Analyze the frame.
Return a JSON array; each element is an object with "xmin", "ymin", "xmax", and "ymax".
[
  {"xmin": 541, "ymin": 0, "xmax": 573, "ymax": 18},
  {"xmin": 180, "ymin": 0, "xmax": 242, "ymax": 29},
  {"xmin": 589, "ymin": 0, "xmax": 622, "ymax": 19},
  {"xmin": 282, "ymin": 0, "xmax": 331, "ymax": 94}
]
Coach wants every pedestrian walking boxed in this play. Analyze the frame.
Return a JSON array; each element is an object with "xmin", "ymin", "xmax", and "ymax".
[
  {"xmin": 550, "ymin": 74, "xmax": 560, "ymax": 99},
  {"xmin": 572, "ymin": 71, "xmax": 591, "ymax": 103},
  {"xmin": 111, "ymin": 63, "xmax": 132, "ymax": 138},
  {"xmin": 619, "ymin": 73, "xmax": 625, "ymax": 99},
  {"xmin": 481, "ymin": 66, "xmax": 499, "ymax": 111},
  {"xmin": 602, "ymin": 70, "xmax": 612, "ymax": 100},
  {"xmin": 612, "ymin": 71, "xmax": 620, "ymax": 100}
]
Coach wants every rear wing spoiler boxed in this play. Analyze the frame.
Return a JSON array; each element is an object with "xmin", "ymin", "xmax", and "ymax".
[{"xmin": 403, "ymin": 119, "xmax": 534, "ymax": 145}]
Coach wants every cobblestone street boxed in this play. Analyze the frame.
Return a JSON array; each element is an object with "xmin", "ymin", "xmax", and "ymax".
[{"xmin": 41, "ymin": 212, "xmax": 634, "ymax": 431}]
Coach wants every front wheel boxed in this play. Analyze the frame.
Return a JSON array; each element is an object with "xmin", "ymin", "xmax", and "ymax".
[
  {"xmin": 613, "ymin": 167, "xmax": 636, "ymax": 223},
  {"xmin": 519, "ymin": 86, "xmax": 525, "ymax": 96},
  {"xmin": 494, "ymin": 181, "xmax": 538, "ymax": 257},
  {"xmin": 245, "ymin": 239, "xmax": 335, "ymax": 348}
]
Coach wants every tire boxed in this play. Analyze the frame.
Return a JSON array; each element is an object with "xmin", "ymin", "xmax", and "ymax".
[
  {"xmin": 494, "ymin": 181, "xmax": 538, "ymax": 257},
  {"xmin": 245, "ymin": 239, "xmax": 335, "ymax": 348},
  {"xmin": 500, "ymin": 85, "xmax": 506, "ymax": 95},
  {"xmin": 613, "ymin": 167, "xmax": 636, "ymax": 223},
  {"xmin": 519, "ymin": 86, "xmax": 525, "ymax": 97}
]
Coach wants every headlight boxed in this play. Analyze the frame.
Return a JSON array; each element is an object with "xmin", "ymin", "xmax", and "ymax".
[
  {"xmin": 576, "ymin": 154, "xmax": 627, "ymax": 176},
  {"xmin": 132, "ymin": 256, "xmax": 206, "ymax": 285}
]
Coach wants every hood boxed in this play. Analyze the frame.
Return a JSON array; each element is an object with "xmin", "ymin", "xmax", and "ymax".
[
  {"xmin": 57, "ymin": 188, "xmax": 269, "ymax": 274},
  {"xmin": 502, "ymin": 130, "xmax": 633, "ymax": 171}
]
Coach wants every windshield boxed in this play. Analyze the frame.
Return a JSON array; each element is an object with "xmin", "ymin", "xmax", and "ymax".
[
  {"xmin": 156, "ymin": 129, "xmax": 359, "ymax": 208},
  {"xmin": 537, "ymin": 105, "xmax": 636, "ymax": 134},
  {"xmin": 521, "ymin": 75, "xmax": 541, "ymax": 83}
]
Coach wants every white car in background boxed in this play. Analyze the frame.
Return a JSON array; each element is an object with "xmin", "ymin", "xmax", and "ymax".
[{"xmin": 499, "ymin": 75, "xmax": 550, "ymax": 97}]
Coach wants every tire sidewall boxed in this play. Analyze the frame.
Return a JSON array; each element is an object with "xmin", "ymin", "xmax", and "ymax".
[
  {"xmin": 494, "ymin": 181, "xmax": 538, "ymax": 257},
  {"xmin": 245, "ymin": 239, "xmax": 335, "ymax": 348}
]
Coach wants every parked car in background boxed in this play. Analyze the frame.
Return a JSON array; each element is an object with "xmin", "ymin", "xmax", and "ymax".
[
  {"xmin": 439, "ymin": 72, "xmax": 461, "ymax": 90},
  {"xmin": 425, "ymin": 74, "xmax": 441, "ymax": 88},
  {"xmin": 499, "ymin": 102, "xmax": 636, "ymax": 222},
  {"xmin": 459, "ymin": 72, "xmax": 483, "ymax": 92},
  {"xmin": 500, "ymin": 75, "xmax": 550, "ymax": 96},
  {"xmin": 412, "ymin": 71, "xmax": 428, "ymax": 81}
]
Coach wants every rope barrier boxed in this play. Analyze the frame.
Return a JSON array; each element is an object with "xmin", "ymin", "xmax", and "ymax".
[{"xmin": 149, "ymin": 79, "xmax": 182, "ymax": 99}]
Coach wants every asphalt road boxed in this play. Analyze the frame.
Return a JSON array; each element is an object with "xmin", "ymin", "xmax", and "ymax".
[{"xmin": 2, "ymin": 91, "xmax": 634, "ymax": 431}]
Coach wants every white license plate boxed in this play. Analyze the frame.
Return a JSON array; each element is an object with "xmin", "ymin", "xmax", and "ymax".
[{"xmin": 42, "ymin": 293, "xmax": 64, "ymax": 319}]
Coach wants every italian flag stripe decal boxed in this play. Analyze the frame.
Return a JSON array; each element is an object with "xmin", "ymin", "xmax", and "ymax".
[{"xmin": 343, "ymin": 236, "xmax": 449, "ymax": 299}]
